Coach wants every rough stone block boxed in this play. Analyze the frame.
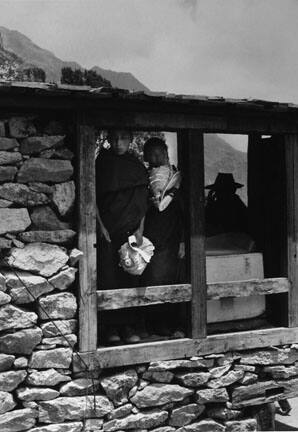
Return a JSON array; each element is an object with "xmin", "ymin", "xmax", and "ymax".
[
  {"xmin": 0, "ymin": 122, "xmax": 5, "ymax": 137},
  {"xmin": 19, "ymin": 229, "xmax": 76, "ymax": 245},
  {"xmin": 239, "ymin": 372, "xmax": 258, "ymax": 385},
  {"xmin": 143, "ymin": 370, "xmax": 174, "ymax": 383},
  {"xmin": 16, "ymin": 386, "xmax": 59, "ymax": 401},
  {"xmin": 0, "ymin": 327, "xmax": 42, "ymax": 355},
  {"xmin": 20, "ymin": 135, "xmax": 65, "ymax": 155},
  {"xmin": 0, "ymin": 208, "xmax": 31, "ymax": 234},
  {"xmin": 0, "ymin": 198, "xmax": 13, "ymax": 207},
  {"xmin": 130, "ymin": 384, "xmax": 193, "ymax": 408},
  {"xmin": 42, "ymin": 334, "xmax": 77, "ymax": 348},
  {"xmin": 263, "ymin": 365, "xmax": 298, "ymax": 379},
  {"xmin": 4, "ymin": 271, "xmax": 53, "ymax": 304},
  {"xmin": 0, "ymin": 166, "xmax": 17, "ymax": 182},
  {"xmin": 0, "ymin": 354, "xmax": 15, "ymax": 372},
  {"xmin": 207, "ymin": 406, "xmax": 241, "ymax": 421},
  {"xmin": 17, "ymin": 158, "xmax": 73, "ymax": 183},
  {"xmin": 9, "ymin": 117, "xmax": 36, "ymax": 138},
  {"xmin": 38, "ymin": 395, "xmax": 113, "ymax": 422},
  {"xmin": 41, "ymin": 319, "xmax": 77, "ymax": 337},
  {"xmin": 0, "ymin": 304, "xmax": 37, "ymax": 331},
  {"xmin": 0, "ymin": 370, "xmax": 27, "ymax": 391},
  {"xmin": 14, "ymin": 357, "xmax": 28, "ymax": 369},
  {"xmin": 207, "ymin": 370, "xmax": 244, "ymax": 389},
  {"xmin": 176, "ymin": 372, "xmax": 210, "ymax": 387},
  {"xmin": 100, "ymin": 369, "xmax": 138, "ymax": 406},
  {"xmin": 108, "ymin": 403, "xmax": 133, "ymax": 420},
  {"xmin": 195, "ymin": 388, "xmax": 229, "ymax": 404},
  {"xmin": 0, "ymin": 183, "xmax": 49, "ymax": 207},
  {"xmin": 38, "ymin": 292, "xmax": 77, "ymax": 320},
  {"xmin": 0, "ymin": 137, "xmax": 18, "ymax": 150},
  {"xmin": 103, "ymin": 410, "xmax": 168, "ymax": 431},
  {"xmin": 169, "ymin": 403, "xmax": 205, "ymax": 427},
  {"xmin": 53, "ymin": 181, "xmax": 75, "ymax": 216},
  {"xmin": 69, "ymin": 249, "xmax": 83, "ymax": 266},
  {"xmin": 210, "ymin": 364, "xmax": 231, "ymax": 378},
  {"xmin": 30, "ymin": 206, "xmax": 70, "ymax": 231},
  {"xmin": 29, "ymin": 348, "xmax": 73, "ymax": 369},
  {"xmin": 0, "ymin": 291, "xmax": 10, "ymax": 305},
  {"xmin": 28, "ymin": 182, "xmax": 53, "ymax": 195},
  {"xmin": 0, "ymin": 407, "xmax": 37, "ymax": 432},
  {"xmin": 26, "ymin": 368, "xmax": 71, "ymax": 386},
  {"xmin": 60, "ymin": 378, "xmax": 100, "ymax": 396},
  {"xmin": 30, "ymin": 423, "xmax": 83, "ymax": 432},
  {"xmin": 48, "ymin": 267, "xmax": 77, "ymax": 290},
  {"xmin": 0, "ymin": 391, "xmax": 16, "ymax": 414},
  {"xmin": 6, "ymin": 243, "xmax": 69, "ymax": 277},
  {"xmin": 0, "ymin": 151, "xmax": 22, "ymax": 165},
  {"xmin": 225, "ymin": 419, "xmax": 257, "ymax": 432},
  {"xmin": 176, "ymin": 419, "xmax": 225, "ymax": 432}
]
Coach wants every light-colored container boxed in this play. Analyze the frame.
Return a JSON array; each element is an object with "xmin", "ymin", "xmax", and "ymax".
[{"xmin": 206, "ymin": 252, "xmax": 265, "ymax": 323}]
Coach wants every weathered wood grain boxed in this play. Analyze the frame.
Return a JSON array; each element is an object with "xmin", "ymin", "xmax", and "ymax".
[
  {"xmin": 73, "ymin": 327, "xmax": 298, "ymax": 370},
  {"xmin": 286, "ymin": 135, "xmax": 298, "ymax": 327},
  {"xmin": 97, "ymin": 278, "xmax": 289, "ymax": 310},
  {"xmin": 77, "ymin": 118, "xmax": 98, "ymax": 352}
]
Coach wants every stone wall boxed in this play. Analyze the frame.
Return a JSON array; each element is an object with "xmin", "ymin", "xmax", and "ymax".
[
  {"xmin": 0, "ymin": 115, "xmax": 80, "ymax": 431},
  {"xmin": 0, "ymin": 114, "xmax": 296, "ymax": 432}
]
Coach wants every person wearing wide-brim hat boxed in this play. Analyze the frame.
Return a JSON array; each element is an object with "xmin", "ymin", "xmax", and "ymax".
[
  {"xmin": 205, "ymin": 172, "xmax": 243, "ymax": 192},
  {"xmin": 205, "ymin": 172, "xmax": 248, "ymax": 236}
]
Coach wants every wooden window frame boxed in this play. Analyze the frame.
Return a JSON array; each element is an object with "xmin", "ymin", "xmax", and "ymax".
[{"xmin": 76, "ymin": 110, "xmax": 298, "ymax": 370}]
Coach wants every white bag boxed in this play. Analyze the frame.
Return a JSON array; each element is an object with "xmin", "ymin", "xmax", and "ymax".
[{"xmin": 119, "ymin": 235, "xmax": 155, "ymax": 276}]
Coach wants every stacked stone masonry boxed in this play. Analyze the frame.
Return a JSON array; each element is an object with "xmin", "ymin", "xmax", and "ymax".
[{"xmin": 0, "ymin": 115, "xmax": 296, "ymax": 432}]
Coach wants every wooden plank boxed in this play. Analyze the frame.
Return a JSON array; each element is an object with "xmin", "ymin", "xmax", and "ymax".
[
  {"xmin": 97, "ymin": 284, "xmax": 192, "ymax": 309},
  {"xmin": 97, "ymin": 278, "xmax": 290, "ymax": 310},
  {"xmin": 77, "ymin": 117, "xmax": 98, "ymax": 352},
  {"xmin": 207, "ymin": 277, "xmax": 290, "ymax": 300},
  {"xmin": 177, "ymin": 131, "xmax": 206, "ymax": 339},
  {"xmin": 73, "ymin": 326, "xmax": 298, "ymax": 370},
  {"xmin": 286, "ymin": 134, "xmax": 298, "ymax": 327}
]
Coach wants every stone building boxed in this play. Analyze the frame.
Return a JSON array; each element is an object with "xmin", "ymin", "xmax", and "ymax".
[{"xmin": 0, "ymin": 82, "xmax": 298, "ymax": 431}]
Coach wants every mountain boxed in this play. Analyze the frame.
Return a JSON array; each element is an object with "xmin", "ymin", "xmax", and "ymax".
[
  {"xmin": 0, "ymin": 26, "xmax": 149, "ymax": 90},
  {"xmin": 204, "ymin": 134, "xmax": 247, "ymax": 202},
  {"xmin": 0, "ymin": 26, "xmax": 246, "ymax": 193},
  {"xmin": 92, "ymin": 66, "xmax": 149, "ymax": 92}
]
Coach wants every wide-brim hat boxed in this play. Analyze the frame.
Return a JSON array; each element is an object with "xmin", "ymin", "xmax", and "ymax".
[{"xmin": 205, "ymin": 173, "xmax": 243, "ymax": 190}]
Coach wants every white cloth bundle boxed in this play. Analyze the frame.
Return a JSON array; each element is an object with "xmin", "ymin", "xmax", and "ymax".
[{"xmin": 119, "ymin": 235, "xmax": 155, "ymax": 275}]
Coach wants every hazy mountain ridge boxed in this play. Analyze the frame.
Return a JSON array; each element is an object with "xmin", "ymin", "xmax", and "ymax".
[
  {"xmin": 0, "ymin": 26, "xmax": 246, "ymax": 194},
  {"xmin": 0, "ymin": 26, "xmax": 149, "ymax": 90}
]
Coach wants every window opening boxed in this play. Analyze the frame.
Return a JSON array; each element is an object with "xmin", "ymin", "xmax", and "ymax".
[
  {"xmin": 204, "ymin": 133, "xmax": 287, "ymax": 334},
  {"xmin": 96, "ymin": 130, "xmax": 188, "ymax": 347}
]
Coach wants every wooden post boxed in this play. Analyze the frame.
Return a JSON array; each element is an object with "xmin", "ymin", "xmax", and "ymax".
[
  {"xmin": 285, "ymin": 134, "xmax": 298, "ymax": 327},
  {"xmin": 178, "ymin": 130, "xmax": 206, "ymax": 339},
  {"xmin": 77, "ymin": 115, "xmax": 98, "ymax": 351}
]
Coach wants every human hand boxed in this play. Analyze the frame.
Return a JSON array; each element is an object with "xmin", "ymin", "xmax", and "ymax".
[
  {"xmin": 134, "ymin": 229, "xmax": 143, "ymax": 247},
  {"xmin": 101, "ymin": 225, "xmax": 111, "ymax": 243}
]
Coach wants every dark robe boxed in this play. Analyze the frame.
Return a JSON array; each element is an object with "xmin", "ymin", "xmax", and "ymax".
[
  {"xmin": 205, "ymin": 193, "xmax": 248, "ymax": 237},
  {"xmin": 96, "ymin": 149, "xmax": 148, "ymax": 243}
]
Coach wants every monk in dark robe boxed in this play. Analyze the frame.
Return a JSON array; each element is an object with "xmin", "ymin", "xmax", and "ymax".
[
  {"xmin": 96, "ymin": 130, "xmax": 148, "ymax": 345},
  {"xmin": 96, "ymin": 130, "xmax": 148, "ymax": 290}
]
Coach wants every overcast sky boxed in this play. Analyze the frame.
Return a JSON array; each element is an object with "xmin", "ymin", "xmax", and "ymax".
[{"xmin": 2, "ymin": 0, "xmax": 298, "ymax": 151}]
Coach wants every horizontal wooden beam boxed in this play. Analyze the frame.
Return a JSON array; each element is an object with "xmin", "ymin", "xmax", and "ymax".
[
  {"xmin": 97, "ymin": 284, "xmax": 191, "ymax": 310},
  {"xmin": 207, "ymin": 277, "xmax": 290, "ymax": 300},
  {"xmin": 97, "ymin": 278, "xmax": 289, "ymax": 310},
  {"xmin": 86, "ymin": 109, "xmax": 298, "ymax": 133},
  {"xmin": 73, "ymin": 326, "xmax": 298, "ymax": 370}
]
